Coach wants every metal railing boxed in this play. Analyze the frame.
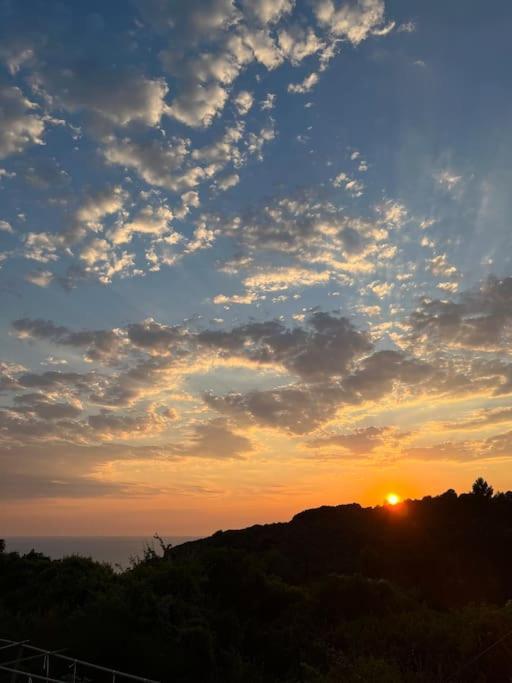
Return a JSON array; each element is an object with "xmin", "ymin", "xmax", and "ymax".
[{"xmin": 0, "ymin": 639, "xmax": 160, "ymax": 683}]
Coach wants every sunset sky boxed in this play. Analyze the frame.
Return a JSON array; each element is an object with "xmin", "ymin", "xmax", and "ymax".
[{"xmin": 1, "ymin": 0, "xmax": 512, "ymax": 535}]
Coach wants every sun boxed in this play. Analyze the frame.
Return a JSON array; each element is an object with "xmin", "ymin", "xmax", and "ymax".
[{"xmin": 386, "ymin": 493, "xmax": 401, "ymax": 506}]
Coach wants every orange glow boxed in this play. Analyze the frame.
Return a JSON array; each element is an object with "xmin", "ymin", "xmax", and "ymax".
[{"xmin": 386, "ymin": 493, "xmax": 401, "ymax": 506}]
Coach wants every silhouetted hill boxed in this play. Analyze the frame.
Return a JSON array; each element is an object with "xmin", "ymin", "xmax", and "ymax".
[
  {"xmin": 176, "ymin": 489, "xmax": 512, "ymax": 608},
  {"xmin": 3, "ymin": 482, "xmax": 512, "ymax": 681}
]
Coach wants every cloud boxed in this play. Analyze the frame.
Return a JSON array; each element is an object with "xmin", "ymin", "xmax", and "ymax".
[
  {"xmin": 242, "ymin": 266, "xmax": 331, "ymax": 292},
  {"xmin": 103, "ymin": 135, "xmax": 203, "ymax": 192},
  {"xmin": 240, "ymin": 0, "xmax": 294, "ymax": 25},
  {"xmin": 333, "ymin": 172, "xmax": 365, "ymax": 196},
  {"xmin": 211, "ymin": 190, "xmax": 392, "ymax": 276},
  {"xmin": 215, "ymin": 173, "xmax": 240, "ymax": 191},
  {"xmin": 22, "ymin": 187, "xmax": 127, "ymax": 267},
  {"xmin": 308, "ymin": 425, "xmax": 406, "ymax": 457},
  {"xmin": 137, "ymin": 0, "xmax": 240, "ymax": 40},
  {"xmin": 0, "ymin": 220, "xmax": 13, "ymax": 233},
  {"xmin": 213, "ymin": 292, "xmax": 261, "ymax": 305},
  {"xmin": 428, "ymin": 254, "xmax": 458, "ymax": 279},
  {"xmin": 12, "ymin": 393, "xmax": 82, "ymax": 420},
  {"xmin": 0, "ymin": 441, "xmax": 166, "ymax": 499},
  {"xmin": 24, "ymin": 270, "xmax": 54, "ymax": 287},
  {"xmin": 78, "ymin": 240, "xmax": 136, "ymax": 283},
  {"xmin": 435, "ymin": 170, "xmax": 463, "ymax": 192},
  {"xmin": 11, "ymin": 318, "xmax": 123, "ymax": 362},
  {"xmin": 205, "ymin": 348, "xmax": 431, "ymax": 435},
  {"xmin": 288, "ymin": 72, "xmax": 320, "ymax": 94},
  {"xmin": 278, "ymin": 25, "xmax": 324, "ymax": 64},
  {"xmin": 108, "ymin": 206, "xmax": 174, "ymax": 246},
  {"xmin": 0, "ymin": 84, "xmax": 45, "ymax": 159},
  {"xmin": 313, "ymin": 0, "xmax": 386, "ymax": 43},
  {"xmin": 33, "ymin": 64, "xmax": 170, "ymax": 127},
  {"xmin": 167, "ymin": 82, "xmax": 229, "ymax": 128},
  {"xmin": 198, "ymin": 312, "xmax": 373, "ymax": 380},
  {"xmin": 408, "ymin": 276, "xmax": 512, "ymax": 351},
  {"xmin": 204, "ymin": 383, "xmax": 348, "ymax": 434},
  {"xmin": 88, "ymin": 407, "xmax": 170, "ymax": 440},
  {"xmin": 139, "ymin": 0, "xmax": 387, "ymax": 131},
  {"xmin": 233, "ymin": 90, "xmax": 254, "ymax": 115},
  {"xmin": 170, "ymin": 418, "xmax": 253, "ymax": 459},
  {"xmin": 103, "ymin": 121, "xmax": 259, "ymax": 199},
  {"xmin": 443, "ymin": 406, "xmax": 512, "ymax": 431},
  {"xmin": 407, "ymin": 430, "xmax": 512, "ymax": 462},
  {"xmin": 0, "ymin": 471, "xmax": 139, "ymax": 500},
  {"xmin": 260, "ymin": 92, "xmax": 276, "ymax": 110},
  {"xmin": 10, "ymin": 290, "xmax": 512, "ymax": 458}
]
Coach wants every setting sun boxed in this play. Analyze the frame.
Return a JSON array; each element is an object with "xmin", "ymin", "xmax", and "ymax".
[{"xmin": 386, "ymin": 493, "xmax": 401, "ymax": 506}]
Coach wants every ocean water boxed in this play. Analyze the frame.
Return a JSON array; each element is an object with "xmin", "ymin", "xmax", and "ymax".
[{"xmin": 4, "ymin": 536, "xmax": 199, "ymax": 569}]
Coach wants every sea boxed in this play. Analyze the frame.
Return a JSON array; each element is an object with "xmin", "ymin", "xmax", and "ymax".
[{"xmin": 3, "ymin": 536, "xmax": 199, "ymax": 569}]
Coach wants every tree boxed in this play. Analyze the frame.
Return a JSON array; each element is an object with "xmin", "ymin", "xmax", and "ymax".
[{"xmin": 472, "ymin": 477, "xmax": 494, "ymax": 498}]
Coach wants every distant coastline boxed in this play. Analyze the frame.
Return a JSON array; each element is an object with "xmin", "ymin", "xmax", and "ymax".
[{"xmin": 4, "ymin": 536, "xmax": 199, "ymax": 568}]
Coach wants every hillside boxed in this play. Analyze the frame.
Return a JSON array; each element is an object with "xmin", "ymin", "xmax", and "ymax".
[{"xmin": 2, "ymin": 481, "xmax": 512, "ymax": 681}]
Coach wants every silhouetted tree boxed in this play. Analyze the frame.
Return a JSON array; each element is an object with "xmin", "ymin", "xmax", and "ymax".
[
  {"xmin": 0, "ymin": 539, "xmax": 4, "ymax": 553},
  {"xmin": 472, "ymin": 477, "xmax": 494, "ymax": 498},
  {"xmin": 440, "ymin": 488, "xmax": 457, "ymax": 500}
]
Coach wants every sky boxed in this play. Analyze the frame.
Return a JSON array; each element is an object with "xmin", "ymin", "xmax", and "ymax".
[{"xmin": 1, "ymin": 0, "xmax": 512, "ymax": 535}]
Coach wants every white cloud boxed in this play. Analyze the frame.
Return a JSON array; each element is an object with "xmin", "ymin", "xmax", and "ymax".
[
  {"xmin": 25, "ymin": 270, "xmax": 54, "ymax": 287},
  {"xmin": 168, "ymin": 82, "xmax": 229, "ymax": 128},
  {"xmin": 367, "ymin": 280, "xmax": 393, "ymax": 298},
  {"xmin": 260, "ymin": 93, "xmax": 276, "ymax": 110},
  {"xmin": 244, "ymin": 266, "xmax": 331, "ymax": 292},
  {"xmin": 74, "ymin": 187, "xmax": 125, "ymax": 232},
  {"xmin": 397, "ymin": 21, "xmax": 416, "ymax": 33},
  {"xmin": 333, "ymin": 172, "xmax": 365, "ymax": 196},
  {"xmin": 436, "ymin": 170, "xmax": 463, "ymax": 192},
  {"xmin": 241, "ymin": 0, "xmax": 294, "ymax": 25},
  {"xmin": 0, "ymin": 220, "xmax": 13, "ymax": 233},
  {"xmin": 213, "ymin": 292, "xmax": 262, "ymax": 305},
  {"xmin": 33, "ymin": 67, "xmax": 170, "ymax": 127},
  {"xmin": 79, "ymin": 239, "xmax": 136, "ymax": 284},
  {"xmin": 313, "ymin": 0, "xmax": 386, "ymax": 44},
  {"xmin": 109, "ymin": 206, "xmax": 174, "ymax": 245},
  {"xmin": 103, "ymin": 135, "xmax": 204, "ymax": 192},
  {"xmin": 216, "ymin": 173, "xmax": 240, "ymax": 191},
  {"xmin": 233, "ymin": 90, "xmax": 254, "ymax": 115},
  {"xmin": 278, "ymin": 25, "xmax": 324, "ymax": 64},
  {"xmin": 288, "ymin": 72, "xmax": 320, "ymax": 94},
  {"xmin": 0, "ymin": 85, "xmax": 45, "ymax": 159}
]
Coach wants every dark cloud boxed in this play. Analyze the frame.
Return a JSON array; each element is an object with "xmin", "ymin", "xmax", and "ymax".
[
  {"xmin": 204, "ymin": 348, "xmax": 431, "ymax": 435},
  {"xmin": 409, "ymin": 276, "xmax": 512, "ymax": 350},
  {"xmin": 204, "ymin": 383, "xmax": 347, "ymax": 434},
  {"xmin": 198, "ymin": 312, "xmax": 372, "ymax": 380},
  {"xmin": 126, "ymin": 320, "xmax": 187, "ymax": 354},
  {"xmin": 7, "ymin": 311, "xmax": 449, "ymax": 438},
  {"xmin": 344, "ymin": 350, "xmax": 433, "ymax": 401},
  {"xmin": 12, "ymin": 393, "xmax": 81, "ymax": 420},
  {"xmin": 12, "ymin": 318, "xmax": 122, "ymax": 361}
]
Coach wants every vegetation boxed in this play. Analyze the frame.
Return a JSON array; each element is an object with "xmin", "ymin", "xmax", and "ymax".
[{"xmin": 2, "ymin": 480, "xmax": 512, "ymax": 681}]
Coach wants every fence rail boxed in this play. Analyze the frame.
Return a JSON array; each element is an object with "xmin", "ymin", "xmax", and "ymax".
[{"xmin": 0, "ymin": 639, "xmax": 160, "ymax": 683}]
